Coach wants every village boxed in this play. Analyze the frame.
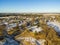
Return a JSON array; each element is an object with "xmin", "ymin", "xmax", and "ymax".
[{"xmin": 0, "ymin": 14, "xmax": 60, "ymax": 45}]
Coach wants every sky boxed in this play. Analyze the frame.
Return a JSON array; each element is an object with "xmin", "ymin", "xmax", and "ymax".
[{"xmin": 0, "ymin": 0, "xmax": 60, "ymax": 13}]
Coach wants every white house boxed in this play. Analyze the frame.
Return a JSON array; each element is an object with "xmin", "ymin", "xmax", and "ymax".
[
  {"xmin": 6, "ymin": 23, "xmax": 17, "ymax": 31},
  {"xmin": 28, "ymin": 26, "xmax": 43, "ymax": 33},
  {"xmin": 47, "ymin": 20, "xmax": 60, "ymax": 32}
]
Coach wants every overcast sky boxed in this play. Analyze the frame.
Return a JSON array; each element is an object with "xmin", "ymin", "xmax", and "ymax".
[{"xmin": 0, "ymin": 0, "xmax": 60, "ymax": 13}]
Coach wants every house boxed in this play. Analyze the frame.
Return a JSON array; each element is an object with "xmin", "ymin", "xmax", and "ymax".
[
  {"xmin": 28, "ymin": 26, "xmax": 43, "ymax": 33},
  {"xmin": 47, "ymin": 20, "xmax": 60, "ymax": 36},
  {"xmin": 36, "ymin": 39, "xmax": 46, "ymax": 45},
  {"xmin": 16, "ymin": 37, "xmax": 45, "ymax": 45},
  {"xmin": 5, "ymin": 23, "xmax": 17, "ymax": 31}
]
